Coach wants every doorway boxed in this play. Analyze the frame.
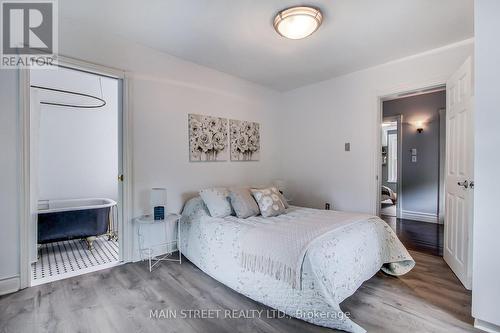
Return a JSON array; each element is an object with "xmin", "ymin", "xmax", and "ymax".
[
  {"xmin": 380, "ymin": 116, "xmax": 402, "ymax": 218},
  {"xmin": 27, "ymin": 62, "xmax": 125, "ymax": 286},
  {"xmin": 379, "ymin": 89, "xmax": 446, "ymax": 258},
  {"xmin": 375, "ymin": 58, "xmax": 474, "ymax": 290}
]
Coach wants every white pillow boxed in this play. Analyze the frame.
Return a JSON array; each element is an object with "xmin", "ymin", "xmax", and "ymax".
[{"xmin": 199, "ymin": 187, "xmax": 232, "ymax": 218}]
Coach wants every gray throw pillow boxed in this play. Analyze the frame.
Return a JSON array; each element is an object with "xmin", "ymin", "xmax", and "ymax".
[
  {"xmin": 251, "ymin": 187, "xmax": 287, "ymax": 217},
  {"xmin": 229, "ymin": 187, "xmax": 260, "ymax": 218},
  {"xmin": 199, "ymin": 187, "xmax": 232, "ymax": 218},
  {"xmin": 275, "ymin": 189, "xmax": 290, "ymax": 209}
]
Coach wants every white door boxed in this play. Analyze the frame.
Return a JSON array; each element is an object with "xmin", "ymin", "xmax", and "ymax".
[{"xmin": 444, "ymin": 57, "xmax": 474, "ymax": 290}]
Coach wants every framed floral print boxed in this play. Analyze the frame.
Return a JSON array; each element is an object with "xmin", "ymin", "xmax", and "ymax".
[
  {"xmin": 229, "ymin": 119, "xmax": 260, "ymax": 161},
  {"xmin": 189, "ymin": 114, "xmax": 228, "ymax": 161}
]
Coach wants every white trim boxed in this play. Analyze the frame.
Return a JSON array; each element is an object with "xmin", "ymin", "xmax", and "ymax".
[
  {"xmin": 0, "ymin": 276, "xmax": 21, "ymax": 296},
  {"xmin": 387, "ymin": 132, "xmax": 398, "ymax": 183},
  {"xmin": 475, "ymin": 319, "xmax": 500, "ymax": 333},
  {"xmin": 401, "ymin": 210, "xmax": 439, "ymax": 223},
  {"xmin": 438, "ymin": 108, "xmax": 446, "ymax": 224},
  {"xmin": 56, "ymin": 55, "xmax": 125, "ymax": 79},
  {"xmin": 19, "ymin": 68, "xmax": 31, "ymax": 290},
  {"xmin": 384, "ymin": 86, "xmax": 446, "ymax": 101},
  {"xmin": 19, "ymin": 57, "xmax": 133, "ymax": 289},
  {"xmin": 381, "ymin": 114, "xmax": 403, "ymax": 218},
  {"xmin": 121, "ymin": 73, "xmax": 134, "ymax": 262}
]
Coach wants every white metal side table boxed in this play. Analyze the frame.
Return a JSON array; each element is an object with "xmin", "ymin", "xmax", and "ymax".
[{"xmin": 134, "ymin": 213, "xmax": 181, "ymax": 272}]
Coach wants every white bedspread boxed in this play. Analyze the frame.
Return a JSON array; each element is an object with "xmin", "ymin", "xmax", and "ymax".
[
  {"xmin": 180, "ymin": 197, "xmax": 415, "ymax": 333},
  {"xmin": 240, "ymin": 209, "xmax": 375, "ymax": 289}
]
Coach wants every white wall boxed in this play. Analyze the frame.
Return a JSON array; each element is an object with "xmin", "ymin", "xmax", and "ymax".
[
  {"xmin": 31, "ymin": 68, "xmax": 119, "ymax": 201},
  {"xmin": 130, "ymin": 75, "xmax": 280, "ymax": 215},
  {"xmin": 57, "ymin": 20, "xmax": 282, "ymax": 215},
  {"xmin": 472, "ymin": 0, "xmax": 500, "ymax": 329},
  {"xmin": 0, "ymin": 70, "xmax": 20, "ymax": 282},
  {"xmin": 279, "ymin": 41, "xmax": 473, "ymax": 214},
  {"xmin": 0, "ymin": 19, "xmax": 282, "ymax": 285}
]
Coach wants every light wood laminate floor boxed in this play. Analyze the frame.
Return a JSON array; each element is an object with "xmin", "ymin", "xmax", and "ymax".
[{"xmin": 0, "ymin": 249, "xmax": 478, "ymax": 333}]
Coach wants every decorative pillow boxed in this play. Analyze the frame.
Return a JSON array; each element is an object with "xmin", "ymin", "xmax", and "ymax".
[
  {"xmin": 255, "ymin": 186, "xmax": 289, "ymax": 208},
  {"xmin": 275, "ymin": 189, "xmax": 290, "ymax": 209},
  {"xmin": 199, "ymin": 187, "xmax": 232, "ymax": 218},
  {"xmin": 229, "ymin": 187, "xmax": 260, "ymax": 218},
  {"xmin": 251, "ymin": 187, "xmax": 286, "ymax": 217}
]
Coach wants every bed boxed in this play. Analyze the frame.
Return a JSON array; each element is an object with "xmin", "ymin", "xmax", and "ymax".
[{"xmin": 180, "ymin": 197, "xmax": 414, "ymax": 333}]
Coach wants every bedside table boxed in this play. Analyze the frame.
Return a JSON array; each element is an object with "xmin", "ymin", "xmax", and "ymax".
[{"xmin": 134, "ymin": 213, "xmax": 181, "ymax": 272}]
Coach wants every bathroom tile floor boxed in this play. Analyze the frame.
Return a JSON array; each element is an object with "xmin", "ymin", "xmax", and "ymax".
[{"xmin": 31, "ymin": 235, "xmax": 119, "ymax": 285}]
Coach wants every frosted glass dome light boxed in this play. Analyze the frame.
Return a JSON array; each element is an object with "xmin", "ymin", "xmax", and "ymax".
[{"xmin": 274, "ymin": 6, "xmax": 323, "ymax": 40}]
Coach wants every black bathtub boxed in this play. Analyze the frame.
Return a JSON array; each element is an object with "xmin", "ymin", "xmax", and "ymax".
[{"xmin": 38, "ymin": 198, "xmax": 116, "ymax": 250}]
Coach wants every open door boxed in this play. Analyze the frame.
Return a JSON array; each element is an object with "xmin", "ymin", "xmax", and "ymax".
[{"xmin": 444, "ymin": 57, "xmax": 474, "ymax": 290}]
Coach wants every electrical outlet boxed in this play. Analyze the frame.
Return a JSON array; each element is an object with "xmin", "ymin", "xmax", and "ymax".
[
  {"xmin": 411, "ymin": 155, "xmax": 417, "ymax": 163},
  {"xmin": 345, "ymin": 143, "xmax": 350, "ymax": 151}
]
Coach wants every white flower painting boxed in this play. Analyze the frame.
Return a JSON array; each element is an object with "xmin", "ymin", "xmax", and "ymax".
[
  {"xmin": 230, "ymin": 119, "xmax": 260, "ymax": 161},
  {"xmin": 189, "ymin": 114, "xmax": 228, "ymax": 161}
]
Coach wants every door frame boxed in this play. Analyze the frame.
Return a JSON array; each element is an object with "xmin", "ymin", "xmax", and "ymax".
[
  {"xmin": 373, "ymin": 78, "xmax": 448, "ymax": 217},
  {"xmin": 438, "ymin": 108, "xmax": 446, "ymax": 224},
  {"xmin": 18, "ymin": 56, "xmax": 134, "ymax": 289},
  {"xmin": 380, "ymin": 114, "xmax": 403, "ymax": 218}
]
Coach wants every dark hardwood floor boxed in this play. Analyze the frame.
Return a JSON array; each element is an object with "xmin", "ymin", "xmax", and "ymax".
[{"xmin": 381, "ymin": 215, "xmax": 444, "ymax": 256}]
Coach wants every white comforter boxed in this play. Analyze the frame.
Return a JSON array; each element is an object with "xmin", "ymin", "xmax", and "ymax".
[{"xmin": 180, "ymin": 197, "xmax": 415, "ymax": 333}]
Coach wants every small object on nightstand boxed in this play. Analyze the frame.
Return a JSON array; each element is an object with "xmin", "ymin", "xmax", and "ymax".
[
  {"xmin": 151, "ymin": 188, "xmax": 167, "ymax": 220},
  {"xmin": 325, "ymin": 203, "xmax": 331, "ymax": 210},
  {"xmin": 134, "ymin": 213, "xmax": 181, "ymax": 272},
  {"xmin": 154, "ymin": 206, "xmax": 164, "ymax": 220}
]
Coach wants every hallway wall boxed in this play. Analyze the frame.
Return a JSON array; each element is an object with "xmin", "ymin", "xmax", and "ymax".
[{"xmin": 383, "ymin": 91, "xmax": 445, "ymax": 221}]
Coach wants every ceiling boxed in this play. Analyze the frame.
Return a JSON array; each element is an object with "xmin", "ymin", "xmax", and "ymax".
[{"xmin": 59, "ymin": 0, "xmax": 474, "ymax": 91}]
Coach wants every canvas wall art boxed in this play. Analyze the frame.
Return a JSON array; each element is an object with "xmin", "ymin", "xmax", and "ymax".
[
  {"xmin": 189, "ymin": 114, "xmax": 228, "ymax": 161},
  {"xmin": 230, "ymin": 119, "xmax": 260, "ymax": 161}
]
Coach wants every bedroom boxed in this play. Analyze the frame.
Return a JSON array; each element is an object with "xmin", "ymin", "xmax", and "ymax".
[{"xmin": 0, "ymin": 1, "xmax": 499, "ymax": 333}]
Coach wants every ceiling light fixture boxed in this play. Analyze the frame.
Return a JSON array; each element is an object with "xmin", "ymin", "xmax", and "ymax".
[{"xmin": 273, "ymin": 6, "xmax": 323, "ymax": 40}]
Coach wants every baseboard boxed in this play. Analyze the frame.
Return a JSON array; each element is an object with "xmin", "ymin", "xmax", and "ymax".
[
  {"xmin": 401, "ymin": 210, "xmax": 438, "ymax": 223},
  {"xmin": 0, "ymin": 276, "xmax": 20, "ymax": 296},
  {"xmin": 475, "ymin": 319, "xmax": 500, "ymax": 333}
]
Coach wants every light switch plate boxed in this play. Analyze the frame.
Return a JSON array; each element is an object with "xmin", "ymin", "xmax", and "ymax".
[
  {"xmin": 411, "ymin": 148, "xmax": 417, "ymax": 155},
  {"xmin": 345, "ymin": 143, "xmax": 350, "ymax": 151}
]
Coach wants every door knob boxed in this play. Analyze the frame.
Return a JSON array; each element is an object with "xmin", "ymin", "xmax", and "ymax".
[
  {"xmin": 457, "ymin": 180, "xmax": 469, "ymax": 188},
  {"xmin": 469, "ymin": 181, "xmax": 474, "ymax": 189}
]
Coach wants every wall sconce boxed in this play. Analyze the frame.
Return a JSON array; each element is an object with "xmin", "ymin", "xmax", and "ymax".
[{"xmin": 416, "ymin": 121, "xmax": 424, "ymax": 133}]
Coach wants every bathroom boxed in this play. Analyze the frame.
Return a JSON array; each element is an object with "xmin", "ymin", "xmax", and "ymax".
[{"xmin": 29, "ymin": 64, "xmax": 122, "ymax": 285}]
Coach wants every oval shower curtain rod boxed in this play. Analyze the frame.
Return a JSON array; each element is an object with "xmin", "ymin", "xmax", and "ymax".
[{"xmin": 30, "ymin": 84, "xmax": 106, "ymax": 109}]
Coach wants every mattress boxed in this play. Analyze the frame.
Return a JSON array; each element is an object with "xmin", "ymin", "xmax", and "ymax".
[{"xmin": 180, "ymin": 197, "xmax": 414, "ymax": 333}]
